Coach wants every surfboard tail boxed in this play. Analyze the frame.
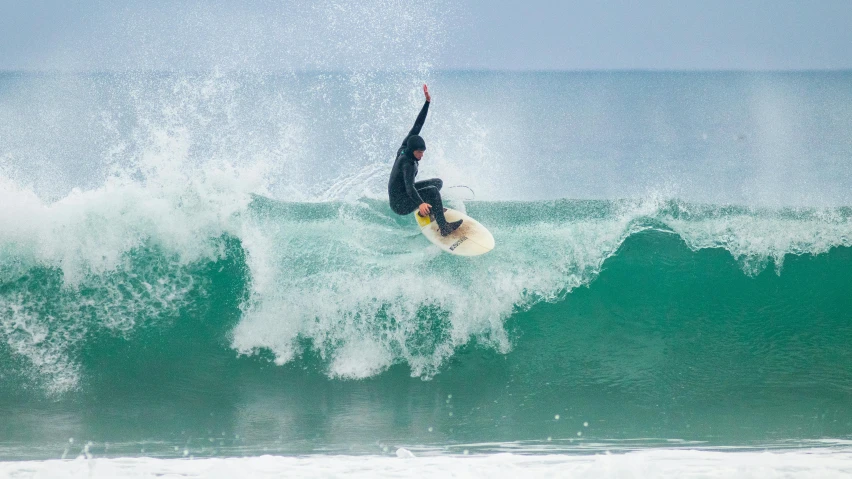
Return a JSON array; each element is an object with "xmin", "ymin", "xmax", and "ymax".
[{"xmin": 415, "ymin": 212, "xmax": 432, "ymax": 228}]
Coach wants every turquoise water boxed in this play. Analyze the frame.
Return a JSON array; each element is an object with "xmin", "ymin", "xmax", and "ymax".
[{"xmin": 1, "ymin": 71, "xmax": 852, "ymax": 461}]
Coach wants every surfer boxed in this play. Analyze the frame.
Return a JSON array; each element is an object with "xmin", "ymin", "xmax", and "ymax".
[{"xmin": 388, "ymin": 84, "xmax": 463, "ymax": 237}]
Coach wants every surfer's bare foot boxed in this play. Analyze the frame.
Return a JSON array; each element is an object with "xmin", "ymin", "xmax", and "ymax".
[{"xmin": 440, "ymin": 219, "xmax": 463, "ymax": 236}]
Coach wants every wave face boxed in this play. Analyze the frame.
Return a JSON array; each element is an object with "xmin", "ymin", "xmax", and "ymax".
[
  {"xmin": 3, "ymin": 193, "xmax": 852, "ymax": 454},
  {"xmin": 2, "ymin": 71, "xmax": 852, "ymax": 456},
  {"xmin": 6, "ymin": 193, "xmax": 852, "ymax": 393}
]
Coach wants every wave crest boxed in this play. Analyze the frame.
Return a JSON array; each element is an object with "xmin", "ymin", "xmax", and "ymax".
[{"xmin": 3, "ymin": 176, "xmax": 852, "ymax": 393}]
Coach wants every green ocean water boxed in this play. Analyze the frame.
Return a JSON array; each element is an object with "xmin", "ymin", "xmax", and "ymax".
[
  {"xmin": 2, "ymin": 197, "xmax": 852, "ymax": 459},
  {"xmin": 2, "ymin": 70, "xmax": 852, "ymax": 461}
]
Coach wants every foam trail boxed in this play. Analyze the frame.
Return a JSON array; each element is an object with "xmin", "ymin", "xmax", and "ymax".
[{"xmin": 230, "ymin": 198, "xmax": 659, "ymax": 378}]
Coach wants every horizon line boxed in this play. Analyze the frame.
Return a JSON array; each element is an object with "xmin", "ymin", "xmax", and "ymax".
[{"xmin": 1, "ymin": 67, "xmax": 851, "ymax": 75}]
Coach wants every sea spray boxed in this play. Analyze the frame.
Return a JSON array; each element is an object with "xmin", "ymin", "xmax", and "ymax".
[
  {"xmin": 5, "ymin": 182, "xmax": 852, "ymax": 392},
  {"xmin": 1, "ymin": 71, "xmax": 852, "ymax": 454}
]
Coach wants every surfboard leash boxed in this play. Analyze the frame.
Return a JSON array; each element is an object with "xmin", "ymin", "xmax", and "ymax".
[{"xmin": 445, "ymin": 185, "xmax": 475, "ymax": 200}]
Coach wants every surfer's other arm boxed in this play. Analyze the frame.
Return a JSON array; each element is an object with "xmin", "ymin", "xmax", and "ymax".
[{"xmin": 401, "ymin": 161, "xmax": 428, "ymax": 214}]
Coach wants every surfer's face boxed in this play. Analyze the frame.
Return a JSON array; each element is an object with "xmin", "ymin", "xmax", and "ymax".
[{"xmin": 413, "ymin": 150, "xmax": 424, "ymax": 160}]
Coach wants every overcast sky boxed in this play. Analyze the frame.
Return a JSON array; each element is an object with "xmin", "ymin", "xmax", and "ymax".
[{"xmin": 2, "ymin": 0, "xmax": 851, "ymax": 71}]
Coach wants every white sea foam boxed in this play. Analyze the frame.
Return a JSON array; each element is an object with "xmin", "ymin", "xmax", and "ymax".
[
  {"xmin": 230, "ymin": 198, "xmax": 654, "ymax": 379},
  {"xmin": 664, "ymin": 208, "xmax": 852, "ymax": 275},
  {"xmin": 3, "ymin": 449, "xmax": 852, "ymax": 478},
  {"xmin": 0, "ymin": 119, "xmax": 265, "ymax": 393}
]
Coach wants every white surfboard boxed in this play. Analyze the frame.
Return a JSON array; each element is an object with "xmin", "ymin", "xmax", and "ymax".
[{"xmin": 415, "ymin": 208, "xmax": 495, "ymax": 256}]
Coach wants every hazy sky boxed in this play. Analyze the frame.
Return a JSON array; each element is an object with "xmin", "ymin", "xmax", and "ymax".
[{"xmin": 2, "ymin": 0, "xmax": 851, "ymax": 71}]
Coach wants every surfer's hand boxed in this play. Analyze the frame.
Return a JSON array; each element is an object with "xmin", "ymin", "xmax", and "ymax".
[
  {"xmin": 419, "ymin": 203, "xmax": 432, "ymax": 216},
  {"xmin": 423, "ymin": 84, "xmax": 431, "ymax": 102}
]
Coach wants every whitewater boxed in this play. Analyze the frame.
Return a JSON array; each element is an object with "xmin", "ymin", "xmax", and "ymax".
[{"xmin": 2, "ymin": 69, "xmax": 852, "ymax": 477}]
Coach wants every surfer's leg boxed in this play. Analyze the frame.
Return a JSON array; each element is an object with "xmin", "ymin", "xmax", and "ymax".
[
  {"xmin": 416, "ymin": 186, "xmax": 445, "ymax": 223},
  {"xmin": 390, "ymin": 197, "xmax": 418, "ymax": 216},
  {"xmin": 417, "ymin": 185, "xmax": 462, "ymax": 236},
  {"xmin": 415, "ymin": 178, "xmax": 446, "ymax": 212},
  {"xmin": 414, "ymin": 178, "xmax": 442, "ymax": 191}
]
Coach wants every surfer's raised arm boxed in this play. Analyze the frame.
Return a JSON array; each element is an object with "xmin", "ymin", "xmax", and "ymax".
[{"xmin": 401, "ymin": 84, "xmax": 431, "ymax": 148}]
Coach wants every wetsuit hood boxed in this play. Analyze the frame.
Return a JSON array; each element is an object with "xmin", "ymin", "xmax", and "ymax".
[{"xmin": 406, "ymin": 135, "xmax": 426, "ymax": 156}]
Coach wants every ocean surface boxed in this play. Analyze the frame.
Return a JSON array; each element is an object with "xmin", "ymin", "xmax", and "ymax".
[{"xmin": 2, "ymin": 70, "xmax": 852, "ymax": 477}]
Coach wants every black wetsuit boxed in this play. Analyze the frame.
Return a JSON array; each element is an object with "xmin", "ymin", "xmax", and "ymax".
[{"xmin": 387, "ymin": 100, "xmax": 451, "ymax": 228}]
